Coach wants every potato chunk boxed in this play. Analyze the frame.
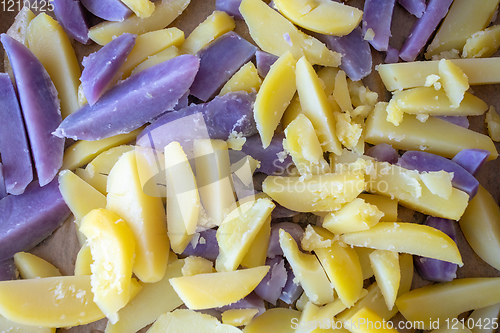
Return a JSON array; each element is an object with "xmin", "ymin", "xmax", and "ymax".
[
  {"xmin": 369, "ymin": 250, "xmax": 400, "ymax": 310},
  {"xmin": 107, "ymin": 150, "xmax": 169, "ymax": 283},
  {"xmin": 273, "ymin": 0, "xmax": 362, "ymax": 36},
  {"xmin": 80, "ymin": 209, "xmax": 136, "ymax": 323},
  {"xmin": 13, "ymin": 252, "xmax": 61, "ymax": 279},
  {"xmin": 323, "ymin": 198, "xmax": 383, "ymax": 234},
  {"xmin": 147, "ymin": 309, "xmax": 241, "ymax": 333},
  {"xmin": 169, "ymin": 266, "xmax": 269, "ymax": 309},
  {"xmin": 340, "ymin": 222, "xmax": 463, "ymax": 266}
]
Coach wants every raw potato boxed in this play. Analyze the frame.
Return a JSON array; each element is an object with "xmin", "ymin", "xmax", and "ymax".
[
  {"xmin": 0, "ymin": 276, "xmax": 105, "ymax": 327},
  {"xmin": 106, "ymin": 150, "xmax": 170, "ymax": 283},
  {"xmin": 279, "ymin": 230, "xmax": 334, "ymax": 305},
  {"xmin": 340, "ymin": 222, "xmax": 463, "ymax": 266},
  {"xmin": 164, "ymin": 141, "xmax": 200, "ymax": 254},
  {"xmin": 253, "ymin": 51, "xmax": 297, "ymax": 148},
  {"xmin": 273, "ymin": 0, "xmax": 362, "ymax": 36},
  {"xmin": 180, "ymin": 10, "xmax": 236, "ymax": 55},
  {"xmin": 459, "ymin": 185, "xmax": 500, "ymax": 271},
  {"xmin": 80, "ymin": 209, "xmax": 136, "ymax": 324},
  {"xmin": 105, "ymin": 259, "xmax": 185, "ymax": 333},
  {"xmin": 369, "ymin": 250, "xmax": 400, "ymax": 310},
  {"xmin": 27, "ymin": 13, "xmax": 80, "ymax": 119},
  {"xmin": 146, "ymin": 309, "xmax": 241, "ymax": 333},
  {"xmin": 239, "ymin": 0, "xmax": 341, "ymax": 67},
  {"xmin": 296, "ymin": 56, "xmax": 342, "ymax": 154},
  {"xmin": 396, "ymin": 278, "xmax": 500, "ymax": 329},
  {"xmin": 89, "ymin": 0, "xmax": 191, "ymax": 45},
  {"xmin": 169, "ymin": 266, "xmax": 269, "ymax": 309},
  {"xmin": 13, "ymin": 252, "xmax": 61, "ymax": 279},
  {"xmin": 216, "ymin": 199, "xmax": 274, "ymax": 272},
  {"xmin": 365, "ymin": 102, "xmax": 498, "ymax": 161},
  {"xmin": 262, "ymin": 171, "xmax": 365, "ymax": 212}
]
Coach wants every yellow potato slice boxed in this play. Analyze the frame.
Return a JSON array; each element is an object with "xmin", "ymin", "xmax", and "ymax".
[
  {"xmin": 280, "ymin": 230, "xmax": 334, "ymax": 305},
  {"xmin": 119, "ymin": 0, "xmax": 155, "ymax": 18},
  {"xmin": 132, "ymin": 46, "xmax": 179, "ymax": 75},
  {"xmin": 80, "ymin": 209, "xmax": 136, "ymax": 323},
  {"xmin": 107, "ymin": 150, "xmax": 169, "ymax": 283},
  {"xmin": 13, "ymin": 252, "xmax": 61, "ymax": 280},
  {"xmin": 296, "ymin": 56, "xmax": 342, "ymax": 154},
  {"xmin": 239, "ymin": 0, "xmax": 341, "ymax": 67},
  {"xmin": 180, "ymin": 10, "xmax": 236, "ymax": 55},
  {"xmin": 219, "ymin": 61, "xmax": 262, "ymax": 95},
  {"xmin": 27, "ymin": 13, "xmax": 80, "ymax": 119},
  {"xmin": 121, "ymin": 28, "xmax": 185, "ymax": 78},
  {"xmin": 221, "ymin": 308, "xmax": 259, "ymax": 327},
  {"xmin": 254, "ymin": 51, "xmax": 297, "ymax": 148},
  {"xmin": 61, "ymin": 128, "xmax": 141, "ymax": 170},
  {"xmin": 105, "ymin": 259, "xmax": 185, "ymax": 333},
  {"xmin": 262, "ymin": 171, "xmax": 365, "ymax": 212},
  {"xmin": 344, "ymin": 307, "xmax": 399, "ymax": 333},
  {"xmin": 396, "ymin": 278, "xmax": 500, "ymax": 329},
  {"xmin": 0, "ymin": 275, "xmax": 104, "ymax": 327},
  {"xmin": 182, "ymin": 256, "xmax": 214, "ymax": 276},
  {"xmin": 459, "ymin": 185, "xmax": 500, "ymax": 271},
  {"xmin": 89, "ymin": 0, "xmax": 190, "ymax": 45},
  {"xmin": 246, "ymin": 308, "xmax": 300, "ymax": 333},
  {"xmin": 147, "ymin": 309, "xmax": 242, "ymax": 333},
  {"xmin": 463, "ymin": 25, "xmax": 500, "ymax": 58},
  {"xmin": 273, "ymin": 0, "xmax": 362, "ymax": 36},
  {"xmin": 323, "ymin": 198, "xmax": 383, "ymax": 234},
  {"xmin": 74, "ymin": 244, "xmax": 93, "ymax": 276},
  {"xmin": 438, "ymin": 59, "xmax": 469, "ymax": 108},
  {"xmin": 340, "ymin": 222, "xmax": 463, "ymax": 266},
  {"xmin": 240, "ymin": 215, "xmax": 271, "ymax": 268},
  {"xmin": 164, "ymin": 141, "xmax": 200, "ymax": 254},
  {"xmin": 365, "ymin": 102, "xmax": 498, "ymax": 161},
  {"xmin": 169, "ymin": 266, "xmax": 269, "ymax": 310},
  {"xmin": 216, "ymin": 198, "xmax": 274, "ymax": 272},
  {"xmin": 369, "ymin": 250, "xmax": 400, "ymax": 311}
]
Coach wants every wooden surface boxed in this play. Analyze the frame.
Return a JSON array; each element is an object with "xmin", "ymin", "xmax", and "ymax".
[{"xmin": 0, "ymin": 1, "xmax": 499, "ymax": 332}]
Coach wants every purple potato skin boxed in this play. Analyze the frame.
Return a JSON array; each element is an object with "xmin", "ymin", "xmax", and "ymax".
[
  {"xmin": 0, "ymin": 164, "xmax": 6, "ymax": 200},
  {"xmin": 0, "ymin": 258, "xmax": 16, "ymax": 281},
  {"xmin": 434, "ymin": 115, "xmax": 469, "ymax": 128},
  {"xmin": 54, "ymin": 54, "xmax": 200, "ymax": 141},
  {"xmin": 365, "ymin": 143, "xmax": 399, "ymax": 164},
  {"xmin": 267, "ymin": 222, "xmax": 303, "ymax": 259},
  {"xmin": 398, "ymin": 150, "xmax": 479, "ymax": 199},
  {"xmin": 279, "ymin": 261, "xmax": 303, "ymax": 304},
  {"xmin": 314, "ymin": 27, "xmax": 372, "ymax": 81},
  {"xmin": 0, "ymin": 73, "xmax": 33, "ymax": 195},
  {"xmin": 362, "ymin": 0, "xmax": 396, "ymax": 52},
  {"xmin": 0, "ymin": 179, "xmax": 71, "ymax": 262},
  {"xmin": 181, "ymin": 228, "xmax": 219, "ymax": 261},
  {"xmin": 241, "ymin": 133, "xmax": 293, "ymax": 175},
  {"xmin": 399, "ymin": 0, "xmax": 453, "ymax": 61},
  {"xmin": 254, "ymin": 256, "xmax": 288, "ymax": 305},
  {"xmin": 80, "ymin": 0, "xmax": 132, "ymax": 21},
  {"xmin": 81, "ymin": 33, "xmax": 137, "ymax": 106},
  {"xmin": 385, "ymin": 46, "xmax": 400, "ymax": 64},
  {"xmin": 414, "ymin": 216, "xmax": 458, "ymax": 282},
  {"xmin": 217, "ymin": 292, "xmax": 266, "ymax": 315},
  {"xmin": 190, "ymin": 31, "xmax": 257, "ymax": 101},
  {"xmin": 255, "ymin": 50, "xmax": 278, "ymax": 78},
  {"xmin": 1, "ymin": 34, "xmax": 64, "ymax": 188},
  {"xmin": 452, "ymin": 149, "xmax": 490, "ymax": 176},
  {"xmin": 397, "ymin": 0, "xmax": 426, "ymax": 18},
  {"xmin": 215, "ymin": 0, "xmax": 244, "ymax": 19},
  {"xmin": 136, "ymin": 91, "xmax": 257, "ymax": 152},
  {"xmin": 52, "ymin": 0, "xmax": 90, "ymax": 44}
]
